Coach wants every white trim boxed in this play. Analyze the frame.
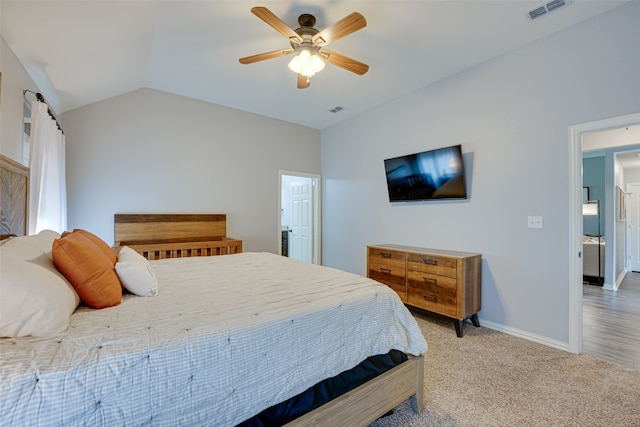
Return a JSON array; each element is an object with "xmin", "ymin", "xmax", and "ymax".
[
  {"xmin": 278, "ymin": 170, "xmax": 322, "ymax": 265},
  {"xmin": 568, "ymin": 112, "xmax": 640, "ymax": 354},
  {"xmin": 568, "ymin": 125, "xmax": 583, "ymax": 354},
  {"xmin": 480, "ymin": 319, "xmax": 569, "ymax": 352},
  {"xmin": 612, "ymin": 269, "xmax": 625, "ymax": 291}
]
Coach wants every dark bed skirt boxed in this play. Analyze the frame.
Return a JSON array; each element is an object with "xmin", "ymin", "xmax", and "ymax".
[{"xmin": 237, "ymin": 350, "xmax": 408, "ymax": 427}]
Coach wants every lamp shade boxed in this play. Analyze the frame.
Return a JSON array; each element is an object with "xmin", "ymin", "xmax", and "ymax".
[{"xmin": 582, "ymin": 203, "xmax": 598, "ymax": 216}]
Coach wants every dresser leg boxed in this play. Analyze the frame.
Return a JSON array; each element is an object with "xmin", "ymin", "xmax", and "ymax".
[
  {"xmin": 454, "ymin": 320, "xmax": 463, "ymax": 337},
  {"xmin": 470, "ymin": 313, "xmax": 480, "ymax": 328},
  {"xmin": 454, "ymin": 315, "xmax": 480, "ymax": 337}
]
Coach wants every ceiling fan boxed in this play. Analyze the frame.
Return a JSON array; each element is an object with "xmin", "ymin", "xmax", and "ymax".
[{"xmin": 239, "ymin": 6, "xmax": 369, "ymax": 89}]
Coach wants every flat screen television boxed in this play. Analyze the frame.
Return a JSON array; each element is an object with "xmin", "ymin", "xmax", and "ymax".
[{"xmin": 384, "ymin": 144, "xmax": 467, "ymax": 202}]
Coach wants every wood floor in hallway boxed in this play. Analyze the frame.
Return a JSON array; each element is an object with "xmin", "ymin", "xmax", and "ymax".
[{"xmin": 583, "ymin": 272, "xmax": 640, "ymax": 371}]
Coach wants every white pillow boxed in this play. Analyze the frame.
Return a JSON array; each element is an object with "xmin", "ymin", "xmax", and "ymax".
[
  {"xmin": 115, "ymin": 246, "xmax": 159, "ymax": 297},
  {"xmin": 2, "ymin": 229, "xmax": 60, "ymax": 253},
  {"xmin": 0, "ymin": 232, "xmax": 80, "ymax": 337}
]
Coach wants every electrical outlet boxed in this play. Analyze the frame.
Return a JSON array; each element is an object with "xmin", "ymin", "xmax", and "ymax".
[{"xmin": 528, "ymin": 216, "xmax": 543, "ymax": 228}]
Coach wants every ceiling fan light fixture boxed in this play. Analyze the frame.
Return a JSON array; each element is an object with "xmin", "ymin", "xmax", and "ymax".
[{"xmin": 288, "ymin": 49, "xmax": 325, "ymax": 77}]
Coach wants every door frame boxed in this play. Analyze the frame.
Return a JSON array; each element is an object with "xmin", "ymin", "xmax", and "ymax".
[
  {"xmin": 568, "ymin": 112, "xmax": 640, "ymax": 354},
  {"xmin": 278, "ymin": 170, "xmax": 322, "ymax": 265}
]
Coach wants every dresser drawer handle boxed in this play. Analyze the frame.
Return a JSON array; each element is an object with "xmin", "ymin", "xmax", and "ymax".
[
  {"xmin": 421, "ymin": 257, "xmax": 437, "ymax": 265},
  {"xmin": 422, "ymin": 276, "xmax": 437, "ymax": 283},
  {"xmin": 379, "ymin": 267, "xmax": 391, "ymax": 273},
  {"xmin": 421, "ymin": 294, "xmax": 437, "ymax": 300},
  {"xmin": 380, "ymin": 252, "xmax": 392, "ymax": 258}
]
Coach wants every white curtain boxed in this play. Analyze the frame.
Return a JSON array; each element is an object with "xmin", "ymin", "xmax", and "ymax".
[{"xmin": 28, "ymin": 100, "xmax": 67, "ymax": 235}]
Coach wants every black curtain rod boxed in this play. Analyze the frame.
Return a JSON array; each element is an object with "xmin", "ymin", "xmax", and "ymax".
[{"xmin": 23, "ymin": 89, "xmax": 64, "ymax": 134}]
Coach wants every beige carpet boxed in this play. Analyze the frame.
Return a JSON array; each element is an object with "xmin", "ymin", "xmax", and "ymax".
[{"xmin": 370, "ymin": 311, "xmax": 640, "ymax": 427}]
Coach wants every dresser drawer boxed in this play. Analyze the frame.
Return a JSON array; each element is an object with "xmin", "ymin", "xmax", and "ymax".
[
  {"xmin": 407, "ymin": 270, "xmax": 457, "ymax": 317},
  {"xmin": 368, "ymin": 261, "xmax": 407, "ymax": 300},
  {"xmin": 407, "ymin": 253, "xmax": 457, "ymax": 278},
  {"xmin": 368, "ymin": 247, "xmax": 406, "ymax": 268}
]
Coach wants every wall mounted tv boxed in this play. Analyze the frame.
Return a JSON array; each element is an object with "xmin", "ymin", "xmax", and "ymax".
[{"xmin": 384, "ymin": 144, "xmax": 467, "ymax": 202}]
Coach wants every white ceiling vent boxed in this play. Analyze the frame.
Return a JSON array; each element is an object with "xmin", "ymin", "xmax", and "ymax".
[{"xmin": 526, "ymin": 0, "xmax": 572, "ymax": 21}]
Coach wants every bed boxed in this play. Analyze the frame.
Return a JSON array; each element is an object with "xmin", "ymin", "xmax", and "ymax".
[{"xmin": 0, "ymin": 155, "xmax": 428, "ymax": 426}]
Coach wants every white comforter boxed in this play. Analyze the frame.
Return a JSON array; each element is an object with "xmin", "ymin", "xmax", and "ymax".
[{"xmin": 0, "ymin": 252, "xmax": 427, "ymax": 426}]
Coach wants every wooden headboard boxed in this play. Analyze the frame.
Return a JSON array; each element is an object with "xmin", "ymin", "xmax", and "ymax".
[
  {"xmin": 114, "ymin": 214, "xmax": 242, "ymax": 259},
  {"xmin": 0, "ymin": 154, "xmax": 29, "ymax": 237}
]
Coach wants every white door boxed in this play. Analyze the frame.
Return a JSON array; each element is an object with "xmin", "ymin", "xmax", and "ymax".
[
  {"xmin": 289, "ymin": 179, "xmax": 313, "ymax": 263},
  {"xmin": 627, "ymin": 183, "xmax": 640, "ymax": 272}
]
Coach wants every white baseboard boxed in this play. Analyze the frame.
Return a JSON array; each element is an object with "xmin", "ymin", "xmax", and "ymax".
[
  {"xmin": 479, "ymin": 319, "xmax": 570, "ymax": 352},
  {"xmin": 613, "ymin": 269, "xmax": 626, "ymax": 291}
]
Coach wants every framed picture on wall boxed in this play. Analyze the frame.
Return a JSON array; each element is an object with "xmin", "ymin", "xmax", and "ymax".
[{"xmin": 616, "ymin": 186, "xmax": 626, "ymax": 222}]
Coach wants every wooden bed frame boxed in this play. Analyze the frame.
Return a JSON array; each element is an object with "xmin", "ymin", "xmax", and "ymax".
[
  {"xmin": 0, "ymin": 154, "xmax": 29, "ymax": 237},
  {"xmin": 114, "ymin": 213, "xmax": 242, "ymax": 259},
  {"xmin": 287, "ymin": 354, "xmax": 424, "ymax": 426}
]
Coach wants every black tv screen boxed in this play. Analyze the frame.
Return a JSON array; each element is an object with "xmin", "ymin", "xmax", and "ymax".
[{"xmin": 384, "ymin": 145, "xmax": 467, "ymax": 202}]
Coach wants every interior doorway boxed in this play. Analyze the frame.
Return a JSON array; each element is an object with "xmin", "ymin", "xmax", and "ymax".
[
  {"xmin": 278, "ymin": 171, "xmax": 321, "ymax": 265},
  {"xmin": 569, "ymin": 113, "xmax": 640, "ymax": 354}
]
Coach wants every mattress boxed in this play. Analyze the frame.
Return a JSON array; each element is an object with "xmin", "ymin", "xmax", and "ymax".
[{"xmin": 0, "ymin": 252, "xmax": 427, "ymax": 426}]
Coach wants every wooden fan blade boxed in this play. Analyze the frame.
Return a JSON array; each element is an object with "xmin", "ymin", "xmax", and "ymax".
[
  {"xmin": 312, "ymin": 12, "xmax": 366, "ymax": 46},
  {"xmin": 239, "ymin": 48, "xmax": 293, "ymax": 64},
  {"xmin": 251, "ymin": 7, "xmax": 303, "ymax": 43},
  {"xmin": 297, "ymin": 74, "xmax": 310, "ymax": 89},
  {"xmin": 322, "ymin": 50, "xmax": 369, "ymax": 75}
]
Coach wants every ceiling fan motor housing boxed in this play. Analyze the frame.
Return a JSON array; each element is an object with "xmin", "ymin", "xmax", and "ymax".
[
  {"xmin": 297, "ymin": 13, "xmax": 316, "ymax": 28},
  {"xmin": 292, "ymin": 13, "xmax": 321, "ymax": 49}
]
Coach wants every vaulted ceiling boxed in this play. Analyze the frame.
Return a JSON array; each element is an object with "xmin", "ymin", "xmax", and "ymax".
[{"xmin": 1, "ymin": 1, "xmax": 628, "ymax": 129}]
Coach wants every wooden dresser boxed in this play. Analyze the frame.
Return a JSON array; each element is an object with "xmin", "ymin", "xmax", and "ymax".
[{"xmin": 367, "ymin": 244, "xmax": 482, "ymax": 337}]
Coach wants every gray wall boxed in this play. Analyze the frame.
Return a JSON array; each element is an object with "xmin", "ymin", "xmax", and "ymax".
[
  {"xmin": 583, "ymin": 156, "xmax": 605, "ymax": 236},
  {"xmin": 320, "ymin": 2, "xmax": 640, "ymax": 345},
  {"xmin": 0, "ymin": 37, "xmax": 41, "ymax": 163},
  {"xmin": 2, "ymin": 41, "xmax": 321, "ymax": 253},
  {"xmin": 60, "ymin": 88, "xmax": 321, "ymax": 251}
]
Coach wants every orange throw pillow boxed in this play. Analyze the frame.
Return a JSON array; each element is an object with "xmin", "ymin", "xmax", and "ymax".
[
  {"xmin": 52, "ymin": 232, "xmax": 122, "ymax": 309},
  {"xmin": 63, "ymin": 228, "xmax": 117, "ymax": 265}
]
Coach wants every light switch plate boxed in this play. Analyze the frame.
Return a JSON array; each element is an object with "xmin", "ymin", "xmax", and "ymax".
[{"xmin": 528, "ymin": 216, "xmax": 543, "ymax": 228}]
